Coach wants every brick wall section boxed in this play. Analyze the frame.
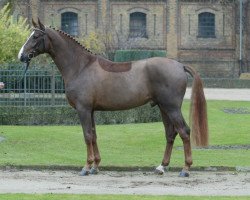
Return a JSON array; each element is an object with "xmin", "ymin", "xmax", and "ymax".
[
  {"xmin": 178, "ymin": 3, "xmax": 235, "ymax": 49},
  {"xmin": 39, "ymin": 0, "xmax": 98, "ymax": 36},
  {"xmin": 178, "ymin": 1, "xmax": 239, "ymax": 77},
  {"xmin": 109, "ymin": 0, "xmax": 166, "ymax": 49}
]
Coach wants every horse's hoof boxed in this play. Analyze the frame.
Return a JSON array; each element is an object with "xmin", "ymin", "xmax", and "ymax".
[
  {"xmin": 179, "ymin": 170, "xmax": 190, "ymax": 177},
  {"xmin": 154, "ymin": 165, "xmax": 165, "ymax": 175},
  {"xmin": 155, "ymin": 169, "xmax": 164, "ymax": 175},
  {"xmin": 80, "ymin": 168, "xmax": 90, "ymax": 176},
  {"xmin": 90, "ymin": 167, "xmax": 99, "ymax": 175}
]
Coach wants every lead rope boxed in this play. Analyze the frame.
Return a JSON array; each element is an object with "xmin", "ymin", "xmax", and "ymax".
[{"xmin": 1, "ymin": 62, "xmax": 30, "ymax": 87}]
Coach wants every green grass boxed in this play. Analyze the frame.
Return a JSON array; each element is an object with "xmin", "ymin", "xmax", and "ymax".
[
  {"xmin": 0, "ymin": 100, "xmax": 249, "ymax": 168},
  {"xmin": 0, "ymin": 194, "xmax": 250, "ymax": 200}
]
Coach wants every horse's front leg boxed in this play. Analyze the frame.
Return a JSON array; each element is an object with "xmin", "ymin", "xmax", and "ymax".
[
  {"xmin": 77, "ymin": 108, "xmax": 95, "ymax": 176},
  {"xmin": 89, "ymin": 112, "xmax": 101, "ymax": 174}
]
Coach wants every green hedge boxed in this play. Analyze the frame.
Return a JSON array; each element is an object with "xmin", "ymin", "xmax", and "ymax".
[
  {"xmin": 0, "ymin": 104, "xmax": 162, "ymax": 125},
  {"xmin": 114, "ymin": 50, "xmax": 166, "ymax": 62},
  {"xmin": 0, "ymin": 107, "xmax": 77, "ymax": 125}
]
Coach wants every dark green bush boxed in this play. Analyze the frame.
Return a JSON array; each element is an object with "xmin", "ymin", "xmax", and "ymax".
[
  {"xmin": 0, "ymin": 104, "xmax": 162, "ymax": 125},
  {"xmin": 114, "ymin": 50, "xmax": 166, "ymax": 62}
]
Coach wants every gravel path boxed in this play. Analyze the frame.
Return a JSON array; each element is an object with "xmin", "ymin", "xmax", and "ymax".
[
  {"xmin": 185, "ymin": 88, "xmax": 250, "ymax": 101},
  {"xmin": 0, "ymin": 169, "xmax": 250, "ymax": 196}
]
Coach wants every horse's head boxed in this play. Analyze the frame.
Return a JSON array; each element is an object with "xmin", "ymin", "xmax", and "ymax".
[{"xmin": 18, "ymin": 19, "xmax": 49, "ymax": 64}]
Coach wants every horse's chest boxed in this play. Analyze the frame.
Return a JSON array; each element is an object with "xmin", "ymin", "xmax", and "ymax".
[
  {"xmin": 65, "ymin": 89, "xmax": 77, "ymax": 109},
  {"xmin": 65, "ymin": 81, "xmax": 94, "ymax": 108}
]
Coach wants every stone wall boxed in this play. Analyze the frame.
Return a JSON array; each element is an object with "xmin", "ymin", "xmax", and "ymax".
[{"xmin": 40, "ymin": 0, "xmax": 97, "ymax": 36}]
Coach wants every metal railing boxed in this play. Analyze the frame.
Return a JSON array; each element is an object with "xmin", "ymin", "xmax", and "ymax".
[{"xmin": 0, "ymin": 64, "xmax": 67, "ymax": 107}]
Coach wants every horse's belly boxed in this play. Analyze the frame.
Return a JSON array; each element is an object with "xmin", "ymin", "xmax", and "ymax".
[
  {"xmin": 94, "ymin": 89, "xmax": 151, "ymax": 111},
  {"xmin": 94, "ymin": 71, "xmax": 151, "ymax": 110}
]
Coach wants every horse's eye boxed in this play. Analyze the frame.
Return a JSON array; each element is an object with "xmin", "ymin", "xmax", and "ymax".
[{"xmin": 33, "ymin": 35, "xmax": 38, "ymax": 39}]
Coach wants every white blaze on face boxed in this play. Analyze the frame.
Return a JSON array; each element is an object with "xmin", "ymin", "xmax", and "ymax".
[{"xmin": 18, "ymin": 31, "xmax": 35, "ymax": 60}]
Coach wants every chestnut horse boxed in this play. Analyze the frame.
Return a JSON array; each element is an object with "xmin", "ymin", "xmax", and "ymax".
[{"xmin": 18, "ymin": 19, "xmax": 208, "ymax": 177}]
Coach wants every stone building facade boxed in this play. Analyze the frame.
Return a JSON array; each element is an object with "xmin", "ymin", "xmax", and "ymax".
[{"xmin": 12, "ymin": 0, "xmax": 250, "ymax": 78}]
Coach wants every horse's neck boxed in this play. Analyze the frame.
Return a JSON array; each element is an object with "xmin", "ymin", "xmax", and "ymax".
[{"xmin": 47, "ymin": 29, "xmax": 94, "ymax": 84}]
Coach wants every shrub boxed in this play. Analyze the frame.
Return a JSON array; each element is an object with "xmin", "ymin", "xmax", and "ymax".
[
  {"xmin": 0, "ymin": 3, "xmax": 30, "ymax": 65},
  {"xmin": 114, "ymin": 50, "xmax": 166, "ymax": 62},
  {"xmin": 0, "ymin": 104, "xmax": 162, "ymax": 125}
]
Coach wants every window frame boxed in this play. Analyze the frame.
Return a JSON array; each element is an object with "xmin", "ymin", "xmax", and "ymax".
[
  {"xmin": 61, "ymin": 11, "xmax": 79, "ymax": 37},
  {"xmin": 198, "ymin": 12, "xmax": 216, "ymax": 38},
  {"xmin": 129, "ymin": 12, "xmax": 148, "ymax": 38}
]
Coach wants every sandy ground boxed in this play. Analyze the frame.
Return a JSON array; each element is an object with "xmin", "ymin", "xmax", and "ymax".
[{"xmin": 0, "ymin": 169, "xmax": 250, "ymax": 196}]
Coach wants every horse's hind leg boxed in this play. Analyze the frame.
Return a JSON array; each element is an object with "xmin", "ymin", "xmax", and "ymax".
[
  {"xmin": 168, "ymin": 109, "xmax": 192, "ymax": 177},
  {"xmin": 155, "ymin": 109, "xmax": 177, "ymax": 175},
  {"xmin": 157, "ymin": 105, "xmax": 192, "ymax": 177}
]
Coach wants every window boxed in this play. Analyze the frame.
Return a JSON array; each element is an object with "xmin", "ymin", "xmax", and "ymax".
[
  {"xmin": 198, "ymin": 12, "xmax": 215, "ymax": 38},
  {"xmin": 129, "ymin": 12, "xmax": 147, "ymax": 38},
  {"xmin": 61, "ymin": 12, "xmax": 78, "ymax": 36}
]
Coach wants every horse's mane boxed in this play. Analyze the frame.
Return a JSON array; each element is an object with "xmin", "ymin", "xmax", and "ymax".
[{"xmin": 50, "ymin": 27, "xmax": 95, "ymax": 55}]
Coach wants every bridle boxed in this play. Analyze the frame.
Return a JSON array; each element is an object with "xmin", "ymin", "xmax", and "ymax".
[
  {"xmin": 7, "ymin": 28, "xmax": 47, "ymax": 85},
  {"xmin": 33, "ymin": 28, "xmax": 46, "ymax": 34},
  {"xmin": 27, "ymin": 28, "xmax": 46, "ymax": 60}
]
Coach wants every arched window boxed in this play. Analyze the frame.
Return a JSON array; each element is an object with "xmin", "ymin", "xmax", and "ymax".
[
  {"xmin": 198, "ymin": 12, "xmax": 215, "ymax": 38},
  {"xmin": 61, "ymin": 12, "xmax": 78, "ymax": 36},
  {"xmin": 129, "ymin": 12, "xmax": 147, "ymax": 38}
]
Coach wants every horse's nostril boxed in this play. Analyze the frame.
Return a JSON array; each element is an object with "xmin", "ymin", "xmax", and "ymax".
[
  {"xmin": 20, "ymin": 54, "xmax": 30, "ymax": 63},
  {"xmin": 20, "ymin": 54, "xmax": 25, "ymax": 62}
]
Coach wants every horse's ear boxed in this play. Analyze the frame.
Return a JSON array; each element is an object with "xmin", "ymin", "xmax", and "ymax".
[
  {"xmin": 32, "ymin": 18, "xmax": 38, "ymax": 28},
  {"xmin": 37, "ymin": 18, "xmax": 45, "ymax": 31}
]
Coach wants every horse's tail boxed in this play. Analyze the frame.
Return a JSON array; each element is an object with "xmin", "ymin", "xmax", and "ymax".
[{"xmin": 184, "ymin": 65, "xmax": 209, "ymax": 147}]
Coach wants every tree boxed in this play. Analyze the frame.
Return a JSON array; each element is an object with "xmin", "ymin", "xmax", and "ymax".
[
  {"xmin": 0, "ymin": 3, "xmax": 30, "ymax": 64},
  {"xmin": 80, "ymin": 29, "xmax": 116, "ymax": 60},
  {"xmin": 79, "ymin": 24, "xmax": 152, "ymax": 61}
]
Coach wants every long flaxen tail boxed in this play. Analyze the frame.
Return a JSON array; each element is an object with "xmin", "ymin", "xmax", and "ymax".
[{"xmin": 184, "ymin": 65, "xmax": 209, "ymax": 147}]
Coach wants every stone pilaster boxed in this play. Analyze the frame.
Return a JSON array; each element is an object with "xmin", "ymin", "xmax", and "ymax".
[
  {"xmin": 29, "ymin": 0, "xmax": 39, "ymax": 20},
  {"xmin": 166, "ymin": 0, "xmax": 178, "ymax": 59},
  {"xmin": 97, "ymin": 0, "xmax": 109, "ymax": 29}
]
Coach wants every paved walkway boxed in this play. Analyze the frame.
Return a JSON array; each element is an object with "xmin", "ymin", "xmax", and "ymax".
[{"xmin": 185, "ymin": 88, "xmax": 250, "ymax": 101}]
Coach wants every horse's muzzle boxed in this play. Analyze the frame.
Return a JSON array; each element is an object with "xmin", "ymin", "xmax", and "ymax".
[{"xmin": 19, "ymin": 53, "xmax": 31, "ymax": 63}]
